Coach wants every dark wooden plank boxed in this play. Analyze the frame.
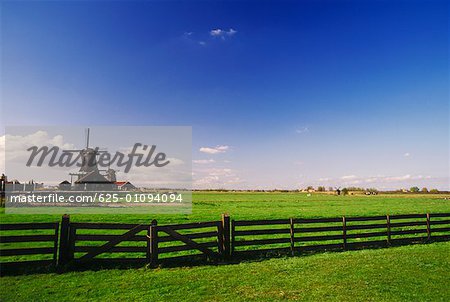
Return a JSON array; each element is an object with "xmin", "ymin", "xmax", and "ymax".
[
  {"xmin": 0, "ymin": 259, "xmax": 54, "ymax": 267},
  {"xmin": 71, "ymin": 223, "xmax": 146, "ymax": 230},
  {"xmin": 75, "ymin": 246, "xmax": 147, "ymax": 253},
  {"xmin": 295, "ymin": 234, "xmax": 343, "ymax": 242},
  {"xmin": 73, "ymin": 258, "xmax": 147, "ymax": 264},
  {"xmin": 390, "ymin": 229, "xmax": 428, "ymax": 236},
  {"xmin": 230, "ymin": 247, "xmax": 291, "ymax": 257},
  {"xmin": 430, "ymin": 227, "xmax": 450, "ymax": 233},
  {"xmin": 390, "ymin": 237, "xmax": 427, "ymax": 244},
  {"xmin": 159, "ymin": 242, "xmax": 217, "ymax": 253},
  {"xmin": 233, "ymin": 237, "xmax": 290, "ymax": 247},
  {"xmin": 233, "ymin": 247, "xmax": 291, "ymax": 255},
  {"xmin": 0, "ymin": 247, "xmax": 55, "ymax": 256},
  {"xmin": 158, "ymin": 231, "xmax": 218, "ymax": 243},
  {"xmin": 347, "ymin": 240, "xmax": 388, "ymax": 248},
  {"xmin": 429, "ymin": 234, "xmax": 450, "ymax": 241},
  {"xmin": 390, "ymin": 214, "xmax": 427, "ymax": 219},
  {"xmin": 76, "ymin": 234, "xmax": 147, "ymax": 242},
  {"xmin": 429, "ymin": 213, "xmax": 450, "ymax": 218},
  {"xmin": 390, "ymin": 221, "xmax": 427, "ymax": 228},
  {"xmin": 234, "ymin": 228, "xmax": 290, "ymax": 236},
  {"xmin": 160, "ymin": 221, "xmax": 220, "ymax": 230},
  {"xmin": 429, "ymin": 220, "xmax": 450, "ymax": 225},
  {"xmin": 346, "ymin": 215, "xmax": 387, "ymax": 222},
  {"xmin": 234, "ymin": 219, "xmax": 290, "ymax": 226},
  {"xmin": 346, "ymin": 231, "xmax": 387, "ymax": 239},
  {"xmin": 0, "ymin": 235, "xmax": 56, "ymax": 243},
  {"xmin": 346, "ymin": 223, "xmax": 388, "ymax": 231},
  {"xmin": 295, "ymin": 226, "xmax": 343, "ymax": 233},
  {"xmin": 293, "ymin": 218, "xmax": 342, "ymax": 223},
  {"xmin": 296, "ymin": 243, "xmax": 342, "ymax": 251},
  {"xmin": 0, "ymin": 223, "xmax": 59, "ymax": 231}
]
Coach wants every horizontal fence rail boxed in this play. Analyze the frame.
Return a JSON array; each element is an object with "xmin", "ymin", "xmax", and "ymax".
[
  {"xmin": 0, "ymin": 222, "xmax": 59, "ymax": 268},
  {"xmin": 0, "ymin": 213, "xmax": 449, "ymax": 273}
]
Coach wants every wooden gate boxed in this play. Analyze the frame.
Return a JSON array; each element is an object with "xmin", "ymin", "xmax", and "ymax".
[{"xmin": 59, "ymin": 215, "xmax": 230, "ymax": 267}]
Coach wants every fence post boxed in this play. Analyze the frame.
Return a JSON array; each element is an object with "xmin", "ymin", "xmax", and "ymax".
[
  {"xmin": 58, "ymin": 214, "xmax": 70, "ymax": 267},
  {"xmin": 426, "ymin": 213, "xmax": 431, "ymax": 241},
  {"xmin": 342, "ymin": 216, "xmax": 347, "ymax": 249},
  {"xmin": 386, "ymin": 214, "xmax": 391, "ymax": 245},
  {"xmin": 149, "ymin": 219, "xmax": 158, "ymax": 267},
  {"xmin": 231, "ymin": 219, "xmax": 235, "ymax": 256},
  {"xmin": 221, "ymin": 214, "xmax": 231, "ymax": 259},
  {"xmin": 289, "ymin": 218, "xmax": 295, "ymax": 256}
]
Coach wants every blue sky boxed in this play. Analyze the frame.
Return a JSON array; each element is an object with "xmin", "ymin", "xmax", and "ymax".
[{"xmin": 1, "ymin": 0, "xmax": 449, "ymax": 189}]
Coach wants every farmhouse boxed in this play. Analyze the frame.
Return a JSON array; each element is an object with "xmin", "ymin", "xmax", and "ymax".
[{"xmin": 115, "ymin": 181, "xmax": 136, "ymax": 191}]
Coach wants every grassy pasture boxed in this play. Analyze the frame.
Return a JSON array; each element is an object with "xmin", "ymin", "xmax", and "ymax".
[
  {"xmin": 1, "ymin": 242, "xmax": 449, "ymax": 301},
  {"xmin": 1, "ymin": 192, "xmax": 449, "ymax": 224}
]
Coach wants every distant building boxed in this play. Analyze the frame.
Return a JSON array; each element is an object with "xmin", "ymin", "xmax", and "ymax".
[
  {"xmin": 115, "ymin": 181, "xmax": 136, "ymax": 191},
  {"xmin": 59, "ymin": 180, "xmax": 71, "ymax": 191}
]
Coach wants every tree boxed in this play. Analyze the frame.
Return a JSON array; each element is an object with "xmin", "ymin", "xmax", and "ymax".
[
  {"xmin": 341, "ymin": 188, "xmax": 349, "ymax": 195},
  {"xmin": 317, "ymin": 186, "xmax": 325, "ymax": 192},
  {"xmin": 421, "ymin": 187, "xmax": 428, "ymax": 193},
  {"xmin": 430, "ymin": 189, "xmax": 439, "ymax": 193},
  {"xmin": 410, "ymin": 186, "xmax": 420, "ymax": 193},
  {"xmin": 306, "ymin": 186, "xmax": 314, "ymax": 191}
]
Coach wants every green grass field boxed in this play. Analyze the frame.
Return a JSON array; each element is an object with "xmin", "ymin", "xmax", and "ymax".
[
  {"xmin": 1, "ymin": 192, "xmax": 449, "ymax": 301},
  {"xmin": 1, "ymin": 242, "xmax": 449, "ymax": 301},
  {"xmin": 1, "ymin": 192, "xmax": 449, "ymax": 224}
]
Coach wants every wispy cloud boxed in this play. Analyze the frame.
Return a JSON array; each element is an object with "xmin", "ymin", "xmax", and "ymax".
[
  {"xmin": 341, "ymin": 175, "xmax": 357, "ymax": 180},
  {"xmin": 295, "ymin": 126, "xmax": 309, "ymax": 134},
  {"xmin": 404, "ymin": 152, "xmax": 410, "ymax": 157},
  {"xmin": 193, "ymin": 167, "xmax": 243, "ymax": 188},
  {"xmin": 210, "ymin": 28, "xmax": 237, "ymax": 39},
  {"xmin": 193, "ymin": 159, "xmax": 216, "ymax": 164},
  {"xmin": 199, "ymin": 145, "xmax": 229, "ymax": 154}
]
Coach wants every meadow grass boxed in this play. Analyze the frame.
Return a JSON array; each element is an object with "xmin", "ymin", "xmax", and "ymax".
[
  {"xmin": 1, "ymin": 192, "xmax": 449, "ymax": 224},
  {"xmin": 1, "ymin": 242, "xmax": 449, "ymax": 301}
]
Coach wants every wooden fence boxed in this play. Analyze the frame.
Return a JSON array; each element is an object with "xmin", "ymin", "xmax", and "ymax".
[
  {"xmin": 0, "ymin": 222, "xmax": 59, "ymax": 269},
  {"xmin": 232, "ymin": 213, "xmax": 450, "ymax": 256},
  {"xmin": 0, "ymin": 213, "xmax": 449, "ymax": 272}
]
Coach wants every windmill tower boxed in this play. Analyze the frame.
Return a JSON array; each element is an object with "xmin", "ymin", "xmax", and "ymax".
[{"xmin": 65, "ymin": 128, "xmax": 116, "ymax": 191}]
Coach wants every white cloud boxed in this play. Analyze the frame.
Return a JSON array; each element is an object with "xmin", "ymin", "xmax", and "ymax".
[
  {"xmin": 198, "ymin": 41, "xmax": 206, "ymax": 46},
  {"xmin": 341, "ymin": 175, "xmax": 357, "ymax": 180},
  {"xmin": 404, "ymin": 152, "xmax": 410, "ymax": 157},
  {"xmin": 193, "ymin": 167, "xmax": 243, "ymax": 189},
  {"xmin": 210, "ymin": 28, "xmax": 237, "ymax": 39},
  {"xmin": 385, "ymin": 174, "xmax": 411, "ymax": 182},
  {"xmin": 199, "ymin": 145, "xmax": 229, "ymax": 154},
  {"xmin": 193, "ymin": 159, "xmax": 216, "ymax": 164},
  {"xmin": 295, "ymin": 127, "xmax": 309, "ymax": 134}
]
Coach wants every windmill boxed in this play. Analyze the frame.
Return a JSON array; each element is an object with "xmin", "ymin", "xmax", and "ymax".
[{"xmin": 64, "ymin": 128, "xmax": 116, "ymax": 190}]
